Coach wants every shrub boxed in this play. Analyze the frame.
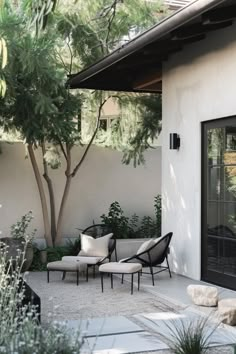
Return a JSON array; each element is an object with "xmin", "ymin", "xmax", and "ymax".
[
  {"xmin": 0, "ymin": 242, "xmax": 83, "ymax": 353},
  {"xmin": 100, "ymin": 195, "xmax": 162, "ymax": 238},
  {"xmin": 10, "ymin": 211, "xmax": 36, "ymax": 244},
  {"xmin": 165, "ymin": 316, "xmax": 219, "ymax": 354},
  {"xmin": 30, "ymin": 238, "xmax": 80, "ymax": 271}
]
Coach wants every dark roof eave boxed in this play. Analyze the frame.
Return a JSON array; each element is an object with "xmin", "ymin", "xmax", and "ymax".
[{"xmin": 67, "ymin": 0, "xmax": 226, "ymax": 89}]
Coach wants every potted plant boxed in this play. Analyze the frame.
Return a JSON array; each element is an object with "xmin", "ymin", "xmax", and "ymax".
[{"xmin": 1, "ymin": 211, "xmax": 37, "ymax": 272}]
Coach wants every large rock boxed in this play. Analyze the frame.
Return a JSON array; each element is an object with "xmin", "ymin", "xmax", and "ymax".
[
  {"xmin": 218, "ymin": 298, "xmax": 236, "ymax": 325},
  {"xmin": 187, "ymin": 284, "xmax": 218, "ymax": 307}
]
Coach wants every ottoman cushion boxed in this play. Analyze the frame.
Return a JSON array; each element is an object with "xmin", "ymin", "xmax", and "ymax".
[
  {"xmin": 218, "ymin": 298, "xmax": 236, "ymax": 325},
  {"xmin": 99, "ymin": 262, "xmax": 142, "ymax": 274},
  {"xmin": 187, "ymin": 284, "xmax": 218, "ymax": 307},
  {"xmin": 47, "ymin": 261, "xmax": 79, "ymax": 271},
  {"xmin": 62, "ymin": 256, "xmax": 103, "ymax": 265}
]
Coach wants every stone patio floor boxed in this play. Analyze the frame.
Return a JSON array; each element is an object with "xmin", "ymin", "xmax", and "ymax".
[{"xmin": 27, "ymin": 270, "xmax": 236, "ymax": 354}]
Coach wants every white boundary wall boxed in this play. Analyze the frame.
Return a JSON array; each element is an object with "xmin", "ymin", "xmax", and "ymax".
[
  {"xmin": 0, "ymin": 143, "xmax": 161, "ymax": 240},
  {"xmin": 162, "ymin": 22, "xmax": 236, "ymax": 280}
]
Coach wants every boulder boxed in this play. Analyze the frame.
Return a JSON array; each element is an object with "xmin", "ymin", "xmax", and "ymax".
[
  {"xmin": 187, "ymin": 284, "xmax": 218, "ymax": 307},
  {"xmin": 218, "ymin": 298, "xmax": 236, "ymax": 325}
]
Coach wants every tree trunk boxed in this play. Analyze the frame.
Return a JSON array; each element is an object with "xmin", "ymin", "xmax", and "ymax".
[
  {"xmin": 41, "ymin": 143, "xmax": 57, "ymax": 245},
  {"xmin": 54, "ymin": 145, "xmax": 72, "ymax": 246},
  {"xmin": 28, "ymin": 143, "xmax": 53, "ymax": 247}
]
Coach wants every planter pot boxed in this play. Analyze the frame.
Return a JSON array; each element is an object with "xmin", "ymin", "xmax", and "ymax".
[
  {"xmin": 39, "ymin": 250, "xmax": 47, "ymax": 264},
  {"xmin": 112, "ymin": 238, "xmax": 150, "ymax": 261},
  {"xmin": 0, "ymin": 237, "xmax": 34, "ymax": 272}
]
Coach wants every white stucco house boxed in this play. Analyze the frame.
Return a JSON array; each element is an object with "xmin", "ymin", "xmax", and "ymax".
[{"xmin": 67, "ymin": 0, "xmax": 236, "ymax": 291}]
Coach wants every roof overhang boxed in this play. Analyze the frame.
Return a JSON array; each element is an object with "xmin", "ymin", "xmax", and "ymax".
[{"xmin": 67, "ymin": 0, "xmax": 236, "ymax": 93}]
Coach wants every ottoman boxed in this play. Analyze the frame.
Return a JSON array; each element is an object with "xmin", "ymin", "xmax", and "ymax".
[
  {"xmin": 99, "ymin": 262, "xmax": 142, "ymax": 294},
  {"xmin": 47, "ymin": 261, "xmax": 80, "ymax": 286}
]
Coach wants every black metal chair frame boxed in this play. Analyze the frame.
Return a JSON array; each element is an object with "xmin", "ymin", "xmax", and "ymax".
[
  {"xmin": 47, "ymin": 268, "xmax": 79, "ymax": 286},
  {"xmin": 100, "ymin": 269, "xmax": 141, "ymax": 295},
  {"xmin": 121, "ymin": 232, "xmax": 173, "ymax": 286}
]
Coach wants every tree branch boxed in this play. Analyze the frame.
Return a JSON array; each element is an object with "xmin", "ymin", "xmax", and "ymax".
[
  {"xmin": 58, "ymin": 139, "xmax": 68, "ymax": 162},
  {"xmin": 71, "ymin": 96, "xmax": 111, "ymax": 177}
]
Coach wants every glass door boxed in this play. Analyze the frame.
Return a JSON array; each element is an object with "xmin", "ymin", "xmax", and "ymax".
[{"xmin": 202, "ymin": 117, "xmax": 236, "ymax": 289}]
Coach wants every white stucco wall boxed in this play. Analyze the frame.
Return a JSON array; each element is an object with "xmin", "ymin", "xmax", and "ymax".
[
  {"xmin": 162, "ymin": 23, "xmax": 236, "ymax": 280},
  {"xmin": 0, "ymin": 143, "xmax": 161, "ymax": 241}
]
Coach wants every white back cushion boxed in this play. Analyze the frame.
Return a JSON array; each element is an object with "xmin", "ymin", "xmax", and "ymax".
[
  {"xmin": 136, "ymin": 239, "xmax": 155, "ymax": 255},
  {"xmin": 79, "ymin": 233, "xmax": 113, "ymax": 257}
]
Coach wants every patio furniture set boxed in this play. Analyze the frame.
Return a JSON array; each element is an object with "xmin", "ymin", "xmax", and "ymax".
[{"xmin": 47, "ymin": 225, "xmax": 173, "ymax": 294}]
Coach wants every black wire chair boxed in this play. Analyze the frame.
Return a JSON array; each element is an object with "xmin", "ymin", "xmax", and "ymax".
[{"xmin": 120, "ymin": 232, "xmax": 173, "ymax": 286}]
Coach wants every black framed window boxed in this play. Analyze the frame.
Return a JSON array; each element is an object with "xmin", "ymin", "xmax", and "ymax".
[{"xmin": 202, "ymin": 117, "xmax": 236, "ymax": 289}]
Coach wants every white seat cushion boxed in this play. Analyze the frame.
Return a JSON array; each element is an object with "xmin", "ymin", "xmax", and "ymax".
[
  {"xmin": 62, "ymin": 255, "xmax": 103, "ymax": 264},
  {"xmin": 79, "ymin": 233, "xmax": 113, "ymax": 257},
  {"xmin": 99, "ymin": 262, "xmax": 142, "ymax": 273},
  {"xmin": 47, "ymin": 261, "xmax": 79, "ymax": 271}
]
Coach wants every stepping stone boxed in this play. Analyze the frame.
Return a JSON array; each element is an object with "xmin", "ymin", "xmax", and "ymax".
[
  {"xmin": 61, "ymin": 316, "xmax": 144, "ymax": 337},
  {"xmin": 187, "ymin": 285, "xmax": 218, "ymax": 307},
  {"xmin": 218, "ymin": 298, "xmax": 236, "ymax": 325},
  {"xmin": 81, "ymin": 331, "xmax": 169, "ymax": 354}
]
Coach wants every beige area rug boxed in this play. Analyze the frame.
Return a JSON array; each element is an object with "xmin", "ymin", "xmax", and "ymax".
[{"xmin": 27, "ymin": 271, "xmax": 180, "ymax": 323}]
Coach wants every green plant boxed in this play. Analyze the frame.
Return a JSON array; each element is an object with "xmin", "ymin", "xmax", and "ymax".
[
  {"xmin": 10, "ymin": 211, "xmax": 36, "ymax": 244},
  {"xmin": 165, "ymin": 317, "xmax": 218, "ymax": 354},
  {"xmin": 154, "ymin": 195, "xmax": 162, "ymax": 237},
  {"xmin": 30, "ymin": 238, "xmax": 80, "ymax": 271},
  {"xmin": 100, "ymin": 195, "xmax": 162, "ymax": 239},
  {"xmin": 100, "ymin": 201, "xmax": 134, "ymax": 239},
  {"xmin": 0, "ymin": 241, "xmax": 83, "ymax": 352}
]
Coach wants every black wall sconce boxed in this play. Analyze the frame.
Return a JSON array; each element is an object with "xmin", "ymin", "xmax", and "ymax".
[{"xmin": 170, "ymin": 133, "xmax": 180, "ymax": 150}]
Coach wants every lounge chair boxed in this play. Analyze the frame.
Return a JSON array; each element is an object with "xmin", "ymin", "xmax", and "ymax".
[
  {"xmin": 120, "ymin": 232, "xmax": 173, "ymax": 286},
  {"xmin": 62, "ymin": 224, "xmax": 117, "ymax": 280}
]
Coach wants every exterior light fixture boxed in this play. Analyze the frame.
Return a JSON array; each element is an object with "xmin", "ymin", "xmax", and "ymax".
[{"xmin": 170, "ymin": 133, "xmax": 180, "ymax": 150}]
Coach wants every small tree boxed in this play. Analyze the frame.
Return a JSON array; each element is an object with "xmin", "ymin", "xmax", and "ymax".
[{"xmin": 0, "ymin": 0, "xmax": 165, "ymax": 246}]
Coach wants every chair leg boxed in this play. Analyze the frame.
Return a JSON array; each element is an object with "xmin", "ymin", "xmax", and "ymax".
[
  {"xmin": 121, "ymin": 274, "xmax": 124, "ymax": 284},
  {"xmin": 115, "ymin": 248, "xmax": 118, "ymax": 262},
  {"xmin": 101, "ymin": 272, "xmax": 104, "ymax": 292},
  {"xmin": 138, "ymin": 271, "xmax": 140, "ymax": 291},
  {"xmin": 150, "ymin": 265, "xmax": 155, "ymax": 286},
  {"xmin": 111, "ymin": 273, "xmax": 113, "ymax": 289},
  {"xmin": 47, "ymin": 270, "xmax": 49, "ymax": 283},
  {"xmin": 93, "ymin": 265, "xmax": 96, "ymax": 278},
  {"xmin": 76, "ymin": 270, "xmax": 79, "ymax": 286},
  {"xmin": 131, "ymin": 273, "xmax": 134, "ymax": 295},
  {"xmin": 166, "ymin": 257, "xmax": 172, "ymax": 278},
  {"xmin": 86, "ymin": 265, "xmax": 89, "ymax": 282},
  {"xmin": 62, "ymin": 271, "xmax": 66, "ymax": 280}
]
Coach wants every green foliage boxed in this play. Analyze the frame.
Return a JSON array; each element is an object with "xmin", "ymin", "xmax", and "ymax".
[
  {"xmin": 10, "ymin": 211, "xmax": 36, "ymax": 244},
  {"xmin": 100, "ymin": 201, "xmax": 133, "ymax": 239},
  {"xmin": 57, "ymin": 0, "xmax": 164, "ymax": 166},
  {"xmin": 0, "ymin": 243, "xmax": 83, "ymax": 353},
  {"xmin": 165, "ymin": 317, "xmax": 218, "ymax": 354},
  {"xmin": 0, "ymin": 4, "xmax": 81, "ymax": 145},
  {"xmin": 57, "ymin": 0, "xmax": 167, "ymax": 67},
  {"xmin": 100, "ymin": 195, "xmax": 161, "ymax": 239},
  {"xmin": 30, "ymin": 238, "xmax": 80, "ymax": 271},
  {"xmin": 121, "ymin": 94, "xmax": 162, "ymax": 166}
]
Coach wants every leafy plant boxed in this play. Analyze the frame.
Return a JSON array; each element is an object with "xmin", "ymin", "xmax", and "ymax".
[
  {"xmin": 0, "ymin": 242, "xmax": 83, "ymax": 352},
  {"xmin": 30, "ymin": 238, "xmax": 80, "ymax": 271},
  {"xmin": 10, "ymin": 211, "xmax": 37, "ymax": 244},
  {"xmin": 100, "ymin": 195, "xmax": 162, "ymax": 239},
  {"xmin": 165, "ymin": 316, "xmax": 218, "ymax": 354},
  {"xmin": 100, "ymin": 201, "xmax": 133, "ymax": 239}
]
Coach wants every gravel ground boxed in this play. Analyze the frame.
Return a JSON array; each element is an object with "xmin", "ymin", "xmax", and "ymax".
[{"xmin": 27, "ymin": 271, "xmax": 236, "ymax": 354}]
